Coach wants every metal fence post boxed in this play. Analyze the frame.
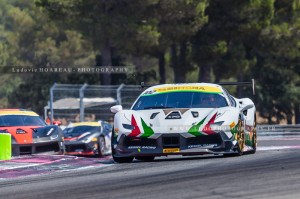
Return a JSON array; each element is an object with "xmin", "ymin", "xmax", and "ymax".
[
  {"xmin": 47, "ymin": 84, "xmax": 141, "ymax": 123},
  {"xmin": 116, "ymin": 84, "xmax": 125, "ymax": 105},
  {"xmin": 80, "ymin": 83, "xmax": 88, "ymax": 122},
  {"xmin": 44, "ymin": 101, "xmax": 49, "ymax": 120},
  {"xmin": 50, "ymin": 83, "xmax": 56, "ymax": 125}
]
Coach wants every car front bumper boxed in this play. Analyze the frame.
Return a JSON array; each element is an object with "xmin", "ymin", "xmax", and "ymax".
[
  {"xmin": 113, "ymin": 132, "xmax": 236, "ymax": 157},
  {"xmin": 64, "ymin": 141, "xmax": 99, "ymax": 156},
  {"xmin": 12, "ymin": 140, "xmax": 64, "ymax": 155}
]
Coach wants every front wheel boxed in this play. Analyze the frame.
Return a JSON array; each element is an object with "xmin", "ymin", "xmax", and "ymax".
[
  {"xmin": 57, "ymin": 141, "xmax": 65, "ymax": 155},
  {"xmin": 111, "ymin": 126, "xmax": 133, "ymax": 163},
  {"xmin": 113, "ymin": 156, "xmax": 134, "ymax": 163},
  {"xmin": 249, "ymin": 117, "xmax": 257, "ymax": 154},
  {"xmin": 235, "ymin": 119, "xmax": 245, "ymax": 156},
  {"xmin": 98, "ymin": 136, "xmax": 106, "ymax": 157}
]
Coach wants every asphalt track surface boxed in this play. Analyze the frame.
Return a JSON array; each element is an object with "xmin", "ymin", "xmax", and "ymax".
[{"xmin": 0, "ymin": 137, "xmax": 300, "ymax": 199}]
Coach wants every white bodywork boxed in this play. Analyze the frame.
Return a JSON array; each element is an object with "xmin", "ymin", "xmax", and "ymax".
[{"xmin": 112, "ymin": 83, "xmax": 256, "ymax": 157}]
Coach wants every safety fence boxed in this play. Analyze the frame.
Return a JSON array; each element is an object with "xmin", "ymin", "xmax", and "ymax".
[
  {"xmin": 257, "ymin": 124, "xmax": 300, "ymax": 136},
  {"xmin": 46, "ymin": 83, "xmax": 300, "ymax": 131},
  {"xmin": 46, "ymin": 84, "xmax": 143, "ymax": 125}
]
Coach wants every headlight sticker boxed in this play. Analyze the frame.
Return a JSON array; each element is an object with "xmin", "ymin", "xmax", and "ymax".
[{"xmin": 46, "ymin": 128, "xmax": 54, "ymax": 136}]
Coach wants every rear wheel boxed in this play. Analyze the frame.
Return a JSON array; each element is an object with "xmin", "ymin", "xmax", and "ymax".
[
  {"xmin": 135, "ymin": 156, "xmax": 155, "ymax": 162},
  {"xmin": 98, "ymin": 136, "xmax": 106, "ymax": 157}
]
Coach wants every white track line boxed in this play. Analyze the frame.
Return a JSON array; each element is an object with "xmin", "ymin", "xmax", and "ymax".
[{"xmin": 258, "ymin": 146, "xmax": 300, "ymax": 151}]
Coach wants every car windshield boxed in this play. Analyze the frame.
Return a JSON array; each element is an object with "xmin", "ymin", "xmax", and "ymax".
[
  {"xmin": 132, "ymin": 92, "xmax": 228, "ymax": 110},
  {"xmin": 63, "ymin": 126, "xmax": 99, "ymax": 137},
  {"xmin": 0, "ymin": 115, "xmax": 46, "ymax": 126}
]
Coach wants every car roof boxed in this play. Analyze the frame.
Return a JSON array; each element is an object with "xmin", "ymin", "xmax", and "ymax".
[
  {"xmin": 71, "ymin": 122, "xmax": 101, "ymax": 127},
  {"xmin": 0, "ymin": 109, "xmax": 39, "ymax": 116},
  {"xmin": 142, "ymin": 83, "xmax": 224, "ymax": 94}
]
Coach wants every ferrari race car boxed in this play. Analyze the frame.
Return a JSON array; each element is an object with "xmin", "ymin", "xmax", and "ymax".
[
  {"xmin": 111, "ymin": 81, "xmax": 256, "ymax": 163},
  {"xmin": 0, "ymin": 109, "xmax": 65, "ymax": 155},
  {"xmin": 63, "ymin": 121, "xmax": 112, "ymax": 157}
]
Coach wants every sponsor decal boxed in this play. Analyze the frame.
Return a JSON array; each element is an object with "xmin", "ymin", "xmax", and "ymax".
[
  {"xmin": 142, "ymin": 146, "xmax": 156, "ymax": 149},
  {"xmin": 202, "ymin": 113, "xmax": 217, "ymax": 135},
  {"xmin": 188, "ymin": 117, "xmax": 207, "ymax": 136},
  {"xmin": 155, "ymin": 86, "xmax": 222, "ymax": 93},
  {"xmin": 143, "ymin": 85, "xmax": 222, "ymax": 96},
  {"xmin": 128, "ymin": 115, "xmax": 141, "ymax": 137},
  {"xmin": 230, "ymin": 122, "xmax": 239, "ymax": 135},
  {"xmin": 230, "ymin": 122, "xmax": 236, "ymax": 129},
  {"xmin": 141, "ymin": 118, "xmax": 154, "ymax": 137},
  {"xmin": 46, "ymin": 128, "xmax": 54, "ymax": 136},
  {"xmin": 128, "ymin": 146, "xmax": 140, "ymax": 149},
  {"xmin": 128, "ymin": 146, "xmax": 157, "ymax": 150},
  {"xmin": 128, "ymin": 115, "xmax": 155, "ymax": 138},
  {"xmin": 188, "ymin": 113, "xmax": 218, "ymax": 136},
  {"xmin": 163, "ymin": 148, "xmax": 180, "ymax": 153},
  {"xmin": 188, "ymin": 144, "xmax": 218, "ymax": 149}
]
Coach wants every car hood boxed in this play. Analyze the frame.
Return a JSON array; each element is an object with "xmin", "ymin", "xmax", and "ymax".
[{"xmin": 64, "ymin": 132, "xmax": 97, "ymax": 142}]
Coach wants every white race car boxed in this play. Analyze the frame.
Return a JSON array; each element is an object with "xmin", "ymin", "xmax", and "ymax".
[{"xmin": 111, "ymin": 81, "xmax": 256, "ymax": 163}]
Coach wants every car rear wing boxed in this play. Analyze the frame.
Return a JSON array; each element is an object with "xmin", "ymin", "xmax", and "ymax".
[
  {"xmin": 215, "ymin": 79, "xmax": 255, "ymax": 95},
  {"xmin": 140, "ymin": 82, "xmax": 154, "ymax": 89},
  {"xmin": 141, "ymin": 79, "xmax": 256, "ymax": 95}
]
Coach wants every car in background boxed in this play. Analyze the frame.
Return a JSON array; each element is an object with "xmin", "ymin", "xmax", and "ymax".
[
  {"xmin": 63, "ymin": 121, "xmax": 112, "ymax": 157},
  {"xmin": 0, "ymin": 109, "xmax": 65, "ymax": 155},
  {"xmin": 111, "ymin": 82, "xmax": 256, "ymax": 163}
]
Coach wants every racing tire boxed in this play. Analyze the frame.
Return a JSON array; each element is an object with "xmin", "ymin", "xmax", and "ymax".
[
  {"xmin": 135, "ymin": 156, "xmax": 155, "ymax": 162},
  {"xmin": 57, "ymin": 141, "xmax": 65, "ymax": 155},
  {"xmin": 98, "ymin": 136, "xmax": 106, "ymax": 157},
  {"xmin": 248, "ymin": 116, "xmax": 257, "ymax": 154},
  {"xmin": 113, "ymin": 156, "xmax": 134, "ymax": 163},
  {"xmin": 223, "ymin": 119, "xmax": 245, "ymax": 157},
  {"xmin": 235, "ymin": 119, "xmax": 245, "ymax": 156},
  {"xmin": 111, "ymin": 126, "xmax": 134, "ymax": 163}
]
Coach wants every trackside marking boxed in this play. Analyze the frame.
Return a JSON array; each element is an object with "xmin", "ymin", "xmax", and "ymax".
[
  {"xmin": 257, "ymin": 146, "xmax": 300, "ymax": 151},
  {"xmin": 0, "ymin": 155, "xmax": 113, "ymax": 179},
  {"xmin": 258, "ymin": 137, "xmax": 300, "ymax": 141}
]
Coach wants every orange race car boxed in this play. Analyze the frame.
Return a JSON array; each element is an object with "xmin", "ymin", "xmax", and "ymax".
[{"xmin": 0, "ymin": 109, "xmax": 65, "ymax": 156}]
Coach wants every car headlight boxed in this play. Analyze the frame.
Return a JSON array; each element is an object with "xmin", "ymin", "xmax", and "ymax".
[
  {"xmin": 82, "ymin": 136, "xmax": 98, "ymax": 143},
  {"xmin": 210, "ymin": 121, "xmax": 225, "ymax": 131},
  {"xmin": 216, "ymin": 110, "xmax": 227, "ymax": 119},
  {"xmin": 122, "ymin": 124, "xmax": 135, "ymax": 130},
  {"xmin": 50, "ymin": 134, "xmax": 59, "ymax": 140}
]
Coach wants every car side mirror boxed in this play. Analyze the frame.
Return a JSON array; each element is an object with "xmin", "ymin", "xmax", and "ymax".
[
  {"xmin": 240, "ymin": 104, "xmax": 254, "ymax": 112},
  {"xmin": 111, "ymin": 105, "xmax": 123, "ymax": 113}
]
